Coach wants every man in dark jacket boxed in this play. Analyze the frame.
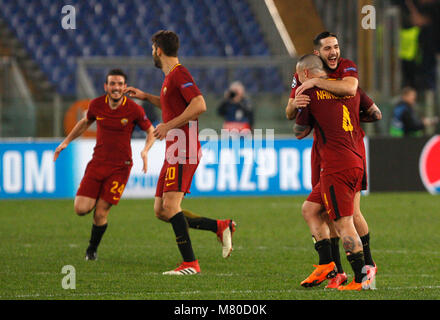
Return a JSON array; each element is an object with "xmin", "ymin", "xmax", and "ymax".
[{"xmin": 390, "ymin": 86, "xmax": 438, "ymax": 136}]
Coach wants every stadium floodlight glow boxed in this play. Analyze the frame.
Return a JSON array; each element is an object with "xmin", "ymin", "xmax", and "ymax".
[{"xmin": 264, "ymin": 0, "xmax": 296, "ymax": 57}]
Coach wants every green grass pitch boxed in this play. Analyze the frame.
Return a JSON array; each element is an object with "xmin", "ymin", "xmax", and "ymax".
[{"xmin": 1, "ymin": 192, "xmax": 439, "ymax": 300}]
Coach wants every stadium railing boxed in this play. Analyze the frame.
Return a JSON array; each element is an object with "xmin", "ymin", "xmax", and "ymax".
[{"xmin": 0, "ymin": 56, "xmax": 37, "ymax": 137}]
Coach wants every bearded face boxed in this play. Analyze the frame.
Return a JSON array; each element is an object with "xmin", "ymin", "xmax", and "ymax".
[
  {"xmin": 316, "ymin": 36, "xmax": 340, "ymax": 70},
  {"xmin": 152, "ymin": 44, "xmax": 162, "ymax": 69}
]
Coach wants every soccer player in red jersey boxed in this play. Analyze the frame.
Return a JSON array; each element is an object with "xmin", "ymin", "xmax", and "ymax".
[
  {"xmin": 286, "ymin": 32, "xmax": 380, "ymax": 288},
  {"xmin": 294, "ymin": 54, "xmax": 371, "ymax": 290},
  {"xmin": 53, "ymin": 69, "xmax": 156, "ymax": 260},
  {"xmin": 125, "ymin": 30, "xmax": 235, "ymax": 275}
]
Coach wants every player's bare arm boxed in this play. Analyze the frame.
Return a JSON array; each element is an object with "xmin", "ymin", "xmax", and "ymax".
[
  {"xmin": 296, "ymin": 76, "xmax": 358, "ymax": 97},
  {"xmin": 141, "ymin": 125, "xmax": 156, "ymax": 173},
  {"xmin": 153, "ymin": 95, "xmax": 207, "ymax": 140},
  {"xmin": 293, "ymin": 123, "xmax": 312, "ymax": 139},
  {"xmin": 286, "ymin": 95, "xmax": 311, "ymax": 120},
  {"xmin": 285, "ymin": 98, "xmax": 298, "ymax": 120},
  {"xmin": 125, "ymin": 87, "xmax": 161, "ymax": 109},
  {"xmin": 53, "ymin": 116, "xmax": 94, "ymax": 161},
  {"xmin": 360, "ymin": 104, "xmax": 382, "ymax": 123}
]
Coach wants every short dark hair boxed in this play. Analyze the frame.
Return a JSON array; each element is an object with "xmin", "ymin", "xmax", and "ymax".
[
  {"xmin": 297, "ymin": 54, "xmax": 325, "ymax": 73},
  {"xmin": 106, "ymin": 69, "xmax": 127, "ymax": 84},
  {"xmin": 313, "ymin": 31, "xmax": 338, "ymax": 48},
  {"xmin": 151, "ymin": 30, "xmax": 179, "ymax": 57},
  {"xmin": 401, "ymin": 86, "xmax": 416, "ymax": 96}
]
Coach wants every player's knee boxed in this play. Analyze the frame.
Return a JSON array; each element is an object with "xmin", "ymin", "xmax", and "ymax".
[
  {"xmin": 154, "ymin": 205, "xmax": 168, "ymax": 222},
  {"xmin": 155, "ymin": 210, "xmax": 168, "ymax": 222},
  {"xmin": 301, "ymin": 202, "xmax": 314, "ymax": 221},
  {"xmin": 74, "ymin": 197, "xmax": 95, "ymax": 216},
  {"xmin": 74, "ymin": 204, "xmax": 92, "ymax": 216}
]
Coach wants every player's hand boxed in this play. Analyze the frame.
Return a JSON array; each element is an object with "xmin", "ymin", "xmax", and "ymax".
[
  {"xmin": 153, "ymin": 123, "xmax": 169, "ymax": 140},
  {"xmin": 141, "ymin": 149, "xmax": 148, "ymax": 173},
  {"xmin": 53, "ymin": 142, "xmax": 68, "ymax": 161},
  {"xmin": 293, "ymin": 94, "xmax": 311, "ymax": 108},
  {"xmin": 295, "ymin": 78, "xmax": 318, "ymax": 96},
  {"xmin": 124, "ymin": 86, "xmax": 146, "ymax": 100}
]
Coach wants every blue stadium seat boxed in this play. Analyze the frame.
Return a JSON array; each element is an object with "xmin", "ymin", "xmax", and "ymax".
[{"xmin": 0, "ymin": 0, "xmax": 282, "ymax": 96}]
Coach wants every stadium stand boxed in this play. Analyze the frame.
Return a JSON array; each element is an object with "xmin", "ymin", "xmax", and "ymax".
[{"xmin": 0, "ymin": 0, "xmax": 284, "ymax": 96}]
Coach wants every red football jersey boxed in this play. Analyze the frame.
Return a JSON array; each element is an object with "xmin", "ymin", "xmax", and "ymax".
[
  {"xmin": 359, "ymin": 87, "xmax": 373, "ymax": 113},
  {"xmin": 308, "ymin": 87, "xmax": 372, "ymax": 186},
  {"xmin": 289, "ymin": 57, "xmax": 360, "ymax": 181},
  {"xmin": 160, "ymin": 64, "xmax": 202, "ymax": 163},
  {"xmin": 296, "ymin": 88, "xmax": 364, "ymax": 175},
  {"xmin": 290, "ymin": 57, "xmax": 357, "ymax": 99},
  {"xmin": 327, "ymin": 57, "xmax": 358, "ymax": 79},
  {"xmin": 86, "ymin": 95, "xmax": 152, "ymax": 165},
  {"xmin": 357, "ymin": 86, "xmax": 374, "ymax": 156},
  {"xmin": 289, "ymin": 72, "xmax": 301, "ymax": 99}
]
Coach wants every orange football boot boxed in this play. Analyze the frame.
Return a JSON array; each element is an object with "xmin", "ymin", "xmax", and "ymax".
[
  {"xmin": 301, "ymin": 262, "xmax": 337, "ymax": 287},
  {"xmin": 325, "ymin": 272, "xmax": 348, "ymax": 289},
  {"xmin": 337, "ymin": 278, "xmax": 370, "ymax": 291}
]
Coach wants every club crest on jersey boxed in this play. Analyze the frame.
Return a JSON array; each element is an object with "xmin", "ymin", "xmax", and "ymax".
[
  {"xmin": 121, "ymin": 118, "xmax": 128, "ymax": 126},
  {"xmin": 291, "ymin": 77, "xmax": 297, "ymax": 88}
]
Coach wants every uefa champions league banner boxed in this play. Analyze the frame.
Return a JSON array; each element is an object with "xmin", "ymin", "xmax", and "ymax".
[{"xmin": 0, "ymin": 137, "xmax": 371, "ymax": 199}]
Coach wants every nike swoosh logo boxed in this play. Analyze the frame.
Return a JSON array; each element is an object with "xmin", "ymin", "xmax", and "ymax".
[
  {"xmin": 166, "ymin": 182, "xmax": 175, "ymax": 187},
  {"xmin": 96, "ymin": 117, "xmax": 105, "ymax": 120}
]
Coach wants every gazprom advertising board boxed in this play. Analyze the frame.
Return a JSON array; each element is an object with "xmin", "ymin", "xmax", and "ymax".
[
  {"xmin": 0, "ymin": 141, "xmax": 75, "ymax": 199},
  {"xmin": 190, "ymin": 137, "xmax": 313, "ymax": 197},
  {"xmin": 0, "ymin": 137, "xmax": 355, "ymax": 199}
]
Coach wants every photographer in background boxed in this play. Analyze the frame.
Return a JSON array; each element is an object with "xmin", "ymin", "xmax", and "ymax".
[
  {"xmin": 390, "ymin": 86, "xmax": 439, "ymax": 137},
  {"xmin": 217, "ymin": 81, "xmax": 254, "ymax": 132}
]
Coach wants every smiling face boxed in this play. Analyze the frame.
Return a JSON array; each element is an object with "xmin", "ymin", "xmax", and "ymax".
[
  {"xmin": 104, "ymin": 75, "xmax": 126, "ymax": 102},
  {"xmin": 314, "ymin": 36, "xmax": 340, "ymax": 70}
]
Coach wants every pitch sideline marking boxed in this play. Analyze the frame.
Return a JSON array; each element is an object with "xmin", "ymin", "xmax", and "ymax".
[{"xmin": 3, "ymin": 285, "xmax": 440, "ymax": 299}]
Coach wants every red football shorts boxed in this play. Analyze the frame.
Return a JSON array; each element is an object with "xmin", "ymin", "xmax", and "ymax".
[
  {"xmin": 320, "ymin": 167, "xmax": 364, "ymax": 221},
  {"xmin": 360, "ymin": 158, "xmax": 368, "ymax": 191},
  {"xmin": 306, "ymin": 181, "xmax": 324, "ymax": 205},
  {"xmin": 76, "ymin": 160, "xmax": 131, "ymax": 205},
  {"xmin": 155, "ymin": 160, "xmax": 199, "ymax": 197},
  {"xmin": 307, "ymin": 144, "xmax": 323, "ymax": 204},
  {"xmin": 310, "ymin": 143, "xmax": 321, "ymax": 188}
]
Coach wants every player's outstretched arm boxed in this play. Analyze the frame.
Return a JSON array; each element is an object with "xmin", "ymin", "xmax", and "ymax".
[
  {"xmin": 141, "ymin": 125, "xmax": 156, "ymax": 173},
  {"xmin": 360, "ymin": 103, "xmax": 382, "ymax": 123},
  {"xmin": 53, "ymin": 117, "xmax": 93, "ymax": 161},
  {"xmin": 293, "ymin": 123, "xmax": 312, "ymax": 139},
  {"xmin": 125, "ymin": 87, "xmax": 161, "ymax": 109},
  {"xmin": 153, "ymin": 95, "xmax": 206, "ymax": 140}
]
